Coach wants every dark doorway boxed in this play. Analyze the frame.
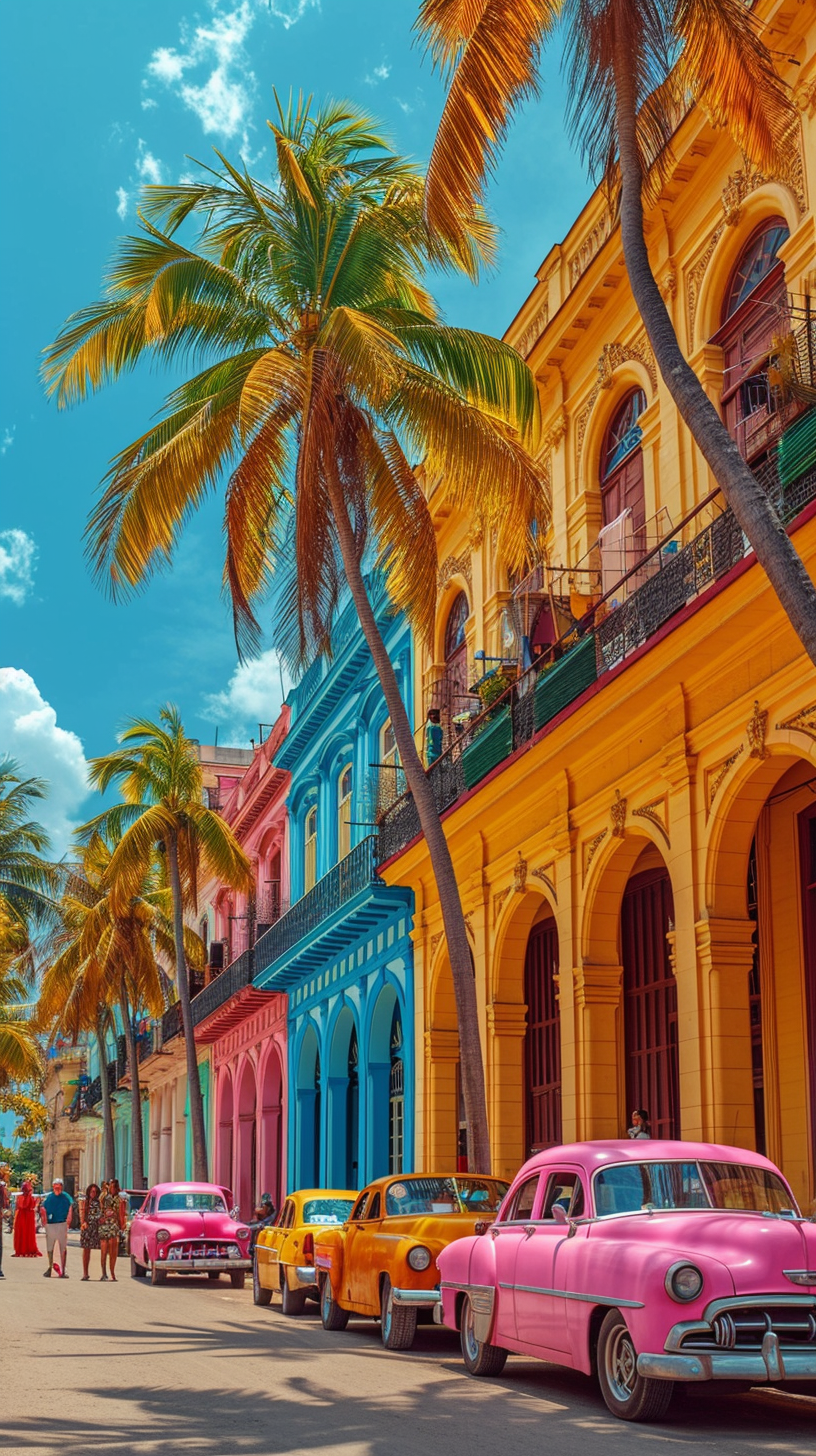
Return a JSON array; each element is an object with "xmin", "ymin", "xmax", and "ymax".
[
  {"xmin": 747, "ymin": 838, "xmax": 766, "ymax": 1155},
  {"xmin": 622, "ymin": 866, "xmax": 679, "ymax": 1139},
  {"xmin": 523, "ymin": 917, "xmax": 562, "ymax": 1152},
  {"xmin": 799, "ymin": 803, "xmax": 816, "ymax": 1137}
]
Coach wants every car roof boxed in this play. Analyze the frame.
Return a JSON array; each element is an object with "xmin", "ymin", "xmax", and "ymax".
[
  {"xmin": 148, "ymin": 1182, "xmax": 228, "ymax": 1195},
  {"xmin": 358, "ymin": 1171, "xmax": 508, "ymax": 1195},
  {"xmin": 517, "ymin": 1140, "xmax": 783, "ymax": 1175},
  {"xmin": 290, "ymin": 1188, "xmax": 357, "ymax": 1201}
]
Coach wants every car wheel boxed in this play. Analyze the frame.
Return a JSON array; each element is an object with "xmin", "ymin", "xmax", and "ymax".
[
  {"xmin": 130, "ymin": 1255, "xmax": 146, "ymax": 1279},
  {"xmin": 281, "ymin": 1273, "xmax": 307, "ymax": 1316},
  {"xmin": 596, "ymin": 1309, "xmax": 674, "ymax": 1422},
  {"xmin": 150, "ymin": 1262, "xmax": 167, "ymax": 1287},
  {"xmin": 320, "ymin": 1274, "xmax": 350, "ymax": 1331},
  {"xmin": 380, "ymin": 1275, "xmax": 418, "ymax": 1351},
  {"xmin": 230, "ymin": 1271, "xmax": 246, "ymax": 1290},
  {"xmin": 253, "ymin": 1257, "xmax": 273, "ymax": 1307},
  {"xmin": 460, "ymin": 1294, "xmax": 508, "ymax": 1376}
]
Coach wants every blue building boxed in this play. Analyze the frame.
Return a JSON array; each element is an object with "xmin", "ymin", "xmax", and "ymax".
[{"xmin": 253, "ymin": 579, "xmax": 415, "ymax": 1192}]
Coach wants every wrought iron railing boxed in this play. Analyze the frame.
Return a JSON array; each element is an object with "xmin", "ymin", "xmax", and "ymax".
[
  {"xmin": 190, "ymin": 949, "xmax": 254, "ymax": 1026},
  {"xmin": 378, "ymin": 424, "xmax": 816, "ymax": 864},
  {"xmin": 255, "ymin": 836, "xmax": 380, "ymax": 974},
  {"xmin": 161, "ymin": 1001, "xmax": 183, "ymax": 1045}
]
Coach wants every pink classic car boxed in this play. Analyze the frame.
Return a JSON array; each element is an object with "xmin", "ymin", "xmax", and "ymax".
[
  {"xmin": 129, "ymin": 1182, "xmax": 252, "ymax": 1287},
  {"xmin": 437, "ymin": 1141, "xmax": 816, "ymax": 1422}
]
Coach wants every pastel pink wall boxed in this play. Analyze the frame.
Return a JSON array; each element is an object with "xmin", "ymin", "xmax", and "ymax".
[{"xmin": 212, "ymin": 995, "xmax": 288, "ymax": 1218}]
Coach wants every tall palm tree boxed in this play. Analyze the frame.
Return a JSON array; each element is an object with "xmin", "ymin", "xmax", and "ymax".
[
  {"xmin": 0, "ymin": 758, "xmax": 60, "ymax": 940},
  {"xmin": 42, "ymin": 100, "xmax": 549, "ymax": 1172},
  {"xmin": 77, "ymin": 710, "xmax": 251, "ymax": 1181},
  {"xmin": 0, "ymin": 916, "xmax": 42, "ymax": 1091},
  {"xmin": 417, "ymin": 0, "xmax": 816, "ymax": 664}
]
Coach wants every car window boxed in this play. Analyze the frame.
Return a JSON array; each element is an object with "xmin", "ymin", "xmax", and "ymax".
[
  {"xmin": 503, "ymin": 1175, "xmax": 541, "ymax": 1222},
  {"xmin": 157, "ymin": 1192, "xmax": 227, "ymax": 1212},
  {"xmin": 384, "ymin": 1176, "xmax": 508, "ymax": 1216},
  {"xmin": 349, "ymin": 1192, "xmax": 369, "ymax": 1222},
  {"xmin": 541, "ymin": 1172, "xmax": 584, "ymax": 1219},
  {"xmin": 301, "ymin": 1197, "xmax": 355, "ymax": 1225},
  {"xmin": 366, "ymin": 1194, "xmax": 381, "ymax": 1221}
]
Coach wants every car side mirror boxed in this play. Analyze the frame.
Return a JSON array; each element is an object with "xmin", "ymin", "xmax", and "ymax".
[
  {"xmin": 552, "ymin": 1204, "xmax": 569, "ymax": 1225},
  {"xmin": 230, "ymin": 1206, "xmax": 240, "ymax": 1221}
]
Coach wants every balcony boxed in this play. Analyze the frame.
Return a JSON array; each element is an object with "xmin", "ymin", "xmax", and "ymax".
[{"xmin": 378, "ymin": 410, "xmax": 816, "ymax": 865}]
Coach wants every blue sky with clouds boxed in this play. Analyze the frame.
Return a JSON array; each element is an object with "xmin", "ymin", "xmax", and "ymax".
[{"xmin": 0, "ymin": 0, "xmax": 591, "ymax": 851}]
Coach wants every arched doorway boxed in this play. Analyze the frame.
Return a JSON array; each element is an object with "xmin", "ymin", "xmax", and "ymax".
[
  {"xmin": 260, "ymin": 1046, "xmax": 283, "ymax": 1207},
  {"xmin": 236, "ymin": 1060, "xmax": 257, "ymax": 1219},
  {"xmin": 621, "ymin": 851, "xmax": 679, "ymax": 1139},
  {"xmin": 216, "ymin": 1068, "xmax": 234, "ymax": 1193},
  {"xmin": 327, "ymin": 1006, "xmax": 360, "ymax": 1188},
  {"xmin": 523, "ymin": 912, "xmax": 561, "ymax": 1153},
  {"xmin": 368, "ymin": 983, "xmax": 403, "ymax": 1180},
  {"xmin": 295, "ymin": 1025, "xmax": 320, "ymax": 1189},
  {"xmin": 711, "ymin": 218, "xmax": 790, "ymax": 463}
]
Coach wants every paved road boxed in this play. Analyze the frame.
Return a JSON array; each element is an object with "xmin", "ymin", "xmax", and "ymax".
[{"xmin": 2, "ymin": 1234, "xmax": 815, "ymax": 1456}]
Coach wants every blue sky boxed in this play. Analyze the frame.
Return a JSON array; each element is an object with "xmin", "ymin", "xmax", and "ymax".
[{"xmin": 0, "ymin": 0, "xmax": 591, "ymax": 852}]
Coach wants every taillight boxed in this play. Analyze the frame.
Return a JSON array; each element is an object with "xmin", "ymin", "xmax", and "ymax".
[{"xmin": 302, "ymin": 1233, "xmax": 314, "ymax": 1264}]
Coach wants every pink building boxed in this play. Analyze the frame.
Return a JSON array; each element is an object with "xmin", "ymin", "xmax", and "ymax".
[{"xmin": 196, "ymin": 710, "xmax": 291, "ymax": 1217}]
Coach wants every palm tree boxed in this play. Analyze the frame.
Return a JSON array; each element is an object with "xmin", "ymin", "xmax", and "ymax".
[
  {"xmin": 42, "ymin": 100, "xmax": 549, "ymax": 1172},
  {"xmin": 0, "ymin": 758, "xmax": 60, "ymax": 940},
  {"xmin": 77, "ymin": 710, "xmax": 251, "ymax": 1181},
  {"xmin": 417, "ymin": 0, "xmax": 816, "ymax": 664},
  {"xmin": 0, "ymin": 916, "xmax": 42, "ymax": 1091}
]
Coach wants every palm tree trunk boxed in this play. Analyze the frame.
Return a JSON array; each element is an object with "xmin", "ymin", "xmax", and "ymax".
[
  {"xmin": 611, "ymin": 35, "xmax": 816, "ymax": 664},
  {"xmin": 327, "ymin": 476, "xmax": 491, "ymax": 1173},
  {"xmin": 166, "ymin": 832, "xmax": 209, "ymax": 1181},
  {"xmin": 96, "ymin": 1015, "xmax": 116, "ymax": 1183},
  {"xmin": 119, "ymin": 984, "xmax": 145, "ymax": 1188}
]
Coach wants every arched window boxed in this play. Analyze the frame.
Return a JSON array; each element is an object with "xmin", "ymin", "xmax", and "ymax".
[
  {"xmin": 713, "ymin": 218, "xmax": 790, "ymax": 463},
  {"xmin": 444, "ymin": 591, "xmax": 469, "ymax": 659},
  {"xmin": 599, "ymin": 388, "xmax": 648, "ymax": 584},
  {"xmin": 304, "ymin": 804, "xmax": 318, "ymax": 892},
  {"xmin": 430, "ymin": 591, "xmax": 472, "ymax": 735},
  {"xmin": 336, "ymin": 763, "xmax": 353, "ymax": 862}
]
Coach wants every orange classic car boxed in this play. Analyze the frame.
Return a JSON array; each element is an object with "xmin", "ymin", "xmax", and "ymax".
[
  {"xmin": 314, "ymin": 1172, "xmax": 509, "ymax": 1349},
  {"xmin": 254, "ymin": 1188, "xmax": 356, "ymax": 1314}
]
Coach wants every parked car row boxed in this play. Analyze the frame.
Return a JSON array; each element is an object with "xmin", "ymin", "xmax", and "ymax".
[{"xmin": 127, "ymin": 1140, "xmax": 816, "ymax": 1422}]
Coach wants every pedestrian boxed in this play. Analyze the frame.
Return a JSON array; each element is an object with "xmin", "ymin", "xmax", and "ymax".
[
  {"xmin": 0, "ymin": 1163, "xmax": 9, "ymax": 1279},
  {"xmin": 12, "ymin": 1180, "xmax": 42, "ymax": 1257},
  {"xmin": 247, "ymin": 1193, "xmax": 277, "ymax": 1251},
  {"xmin": 99, "ymin": 1178, "xmax": 125, "ymax": 1281},
  {"xmin": 79, "ymin": 1183, "xmax": 102, "ymax": 1280},
  {"xmin": 628, "ymin": 1108, "xmax": 652, "ymax": 1139},
  {"xmin": 424, "ymin": 707, "xmax": 443, "ymax": 767},
  {"xmin": 39, "ymin": 1177, "xmax": 73, "ymax": 1278}
]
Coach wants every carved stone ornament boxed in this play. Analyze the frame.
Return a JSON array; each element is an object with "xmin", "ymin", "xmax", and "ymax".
[
  {"xmin": 659, "ymin": 261, "xmax": 677, "ymax": 301},
  {"xmin": 493, "ymin": 887, "xmax": 512, "ymax": 924},
  {"xmin": 575, "ymin": 388, "xmax": 600, "ymax": 466},
  {"xmin": 429, "ymin": 930, "xmax": 444, "ymax": 961},
  {"xmin": 611, "ymin": 789, "xmax": 627, "ymax": 838},
  {"xmin": 437, "ymin": 552, "xmax": 472, "ymax": 593},
  {"xmin": 776, "ymin": 702, "xmax": 816, "ymax": 744},
  {"xmin": 570, "ymin": 209, "xmax": 613, "ymax": 288},
  {"xmin": 794, "ymin": 78, "xmax": 816, "ymax": 118},
  {"xmin": 542, "ymin": 407, "xmax": 568, "ymax": 456},
  {"xmin": 515, "ymin": 298, "xmax": 550, "ymax": 358},
  {"xmin": 632, "ymin": 795, "xmax": 670, "ymax": 847},
  {"xmin": 582, "ymin": 828, "xmax": 608, "ymax": 886},
  {"xmin": 706, "ymin": 746, "xmax": 744, "ymax": 812},
  {"xmin": 513, "ymin": 852, "xmax": 528, "ymax": 893},
  {"xmin": 463, "ymin": 912, "xmax": 475, "ymax": 941},
  {"xmin": 531, "ymin": 864, "xmax": 557, "ymax": 902},
  {"xmin": 747, "ymin": 700, "xmax": 769, "ymax": 760},
  {"xmin": 597, "ymin": 338, "xmax": 658, "ymax": 393}
]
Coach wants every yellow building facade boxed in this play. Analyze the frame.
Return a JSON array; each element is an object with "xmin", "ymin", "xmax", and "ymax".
[{"xmin": 379, "ymin": 0, "xmax": 816, "ymax": 1206}]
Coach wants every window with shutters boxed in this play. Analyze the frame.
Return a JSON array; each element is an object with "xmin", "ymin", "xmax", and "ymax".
[
  {"xmin": 622, "ymin": 867, "xmax": 679, "ymax": 1140},
  {"xmin": 712, "ymin": 219, "xmax": 790, "ymax": 463},
  {"xmin": 523, "ymin": 917, "xmax": 562, "ymax": 1153}
]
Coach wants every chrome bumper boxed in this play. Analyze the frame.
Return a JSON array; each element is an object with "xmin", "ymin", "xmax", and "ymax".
[
  {"xmin": 391, "ymin": 1289, "xmax": 442, "ymax": 1308},
  {"xmin": 161, "ymin": 1257, "xmax": 251, "ymax": 1272},
  {"xmin": 294, "ymin": 1266, "xmax": 318, "ymax": 1286},
  {"xmin": 639, "ymin": 1332, "xmax": 816, "ymax": 1383}
]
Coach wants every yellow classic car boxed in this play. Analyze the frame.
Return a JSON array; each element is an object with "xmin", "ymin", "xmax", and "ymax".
[
  {"xmin": 253, "ymin": 1188, "xmax": 356, "ymax": 1314},
  {"xmin": 314, "ymin": 1172, "xmax": 509, "ymax": 1349}
]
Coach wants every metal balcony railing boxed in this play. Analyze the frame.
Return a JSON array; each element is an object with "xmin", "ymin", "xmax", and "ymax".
[
  {"xmin": 255, "ymin": 836, "xmax": 380, "ymax": 974},
  {"xmin": 190, "ymin": 949, "xmax": 254, "ymax": 1026},
  {"xmin": 161, "ymin": 1001, "xmax": 183, "ymax": 1045},
  {"xmin": 378, "ymin": 415, "xmax": 816, "ymax": 865}
]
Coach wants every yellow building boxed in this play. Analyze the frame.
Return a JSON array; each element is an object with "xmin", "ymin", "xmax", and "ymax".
[{"xmin": 379, "ymin": 0, "xmax": 816, "ymax": 1207}]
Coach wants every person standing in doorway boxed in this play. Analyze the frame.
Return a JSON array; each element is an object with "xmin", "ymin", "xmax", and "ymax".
[
  {"xmin": 627, "ymin": 1109, "xmax": 652, "ymax": 1139},
  {"xmin": 99, "ymin": 1179, "xmax": 125, "ymax": 1281},
  {"xmin": 40, "ymin": 1178, "xmax": 73, "ymax": 1277}
]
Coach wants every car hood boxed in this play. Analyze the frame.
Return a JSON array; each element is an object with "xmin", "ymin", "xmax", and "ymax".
[
  {"xmin": 381, "ymin": 1213, "xmax": 496, "ymax": 1247},
  {"xmin": 590, "ymin": 1211, "xmax": 815, "ymax": 1293},
  {"xmin": 156, "ymin": 1211, "xmax": 243, "ymax": 1241}
]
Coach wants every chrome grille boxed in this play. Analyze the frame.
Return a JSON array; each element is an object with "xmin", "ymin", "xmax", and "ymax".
[
  {"xmin": 166, "ymin": 1241, "xmax": 235, "ymax": 1261},
  {"xmin": 682, "ymin": 1307, "xmax": 816, "ymax": 1352}
]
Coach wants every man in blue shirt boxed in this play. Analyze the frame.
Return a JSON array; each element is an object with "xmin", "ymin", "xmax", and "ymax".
[{"xmin": 39, "ymin": 1178, "xmax": 73, "ymax": 1277}]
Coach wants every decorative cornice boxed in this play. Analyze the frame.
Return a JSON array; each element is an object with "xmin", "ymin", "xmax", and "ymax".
[
  {"xmin": 747, "ymin": 700, "xmax": 769, "ymax": 760},
  {"xmin": 437, "ymin": 552, "xmax": 472, "ymax": 593},
  {"xmin": 515, "ymin": 299, "xmax": 550, "ymax": 358},
  {"xmin": 776, "ymin": 702, "xmax": 816, "ymax": 744},
  {"xmin": 582, "ymin": 828, "xmax": 607, "ymax": 886},
  {"xmin": 597, "ymin": 337, "xmax": 657, "ymax": 392},
  {"xmin": 569, "ymin": 209, "xmax": 613, "ymax": 288}
]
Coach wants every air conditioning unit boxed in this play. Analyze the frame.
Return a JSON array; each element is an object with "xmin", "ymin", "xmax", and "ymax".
[{"xmin": 209, "ymin": 940, "xmax": 226, "ymax": 971}]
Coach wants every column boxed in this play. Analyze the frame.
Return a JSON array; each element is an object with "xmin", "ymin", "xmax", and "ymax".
[
  {"xmin": 366, "ymin": 1060, "xmax": 391, "ymax": 1182},
  {"xmin": 695, "ymin": 918, "xmax": 756, "ymax": 1148},
  {"xmin": 325, "ymin": 1076, "xmax": 348, "ymax": 1186},
  {"xmin": 148, "ymin": 1087, "xmax": 162, "ymax": 1186},
  {"xmin": 424, "ymin": 1028, "xmax": 459, "ymax": 1169},
  {"xmin": 574, "ymin": 963, "xmax": 623, "ymax": 1139},
  {"xmin": 158, "ymin": 1083, "xmax": 173, "ymax": 1183},
  {"xmin": 487, "ymin": 1002, "xmax": 528, "ymax": 1182}
]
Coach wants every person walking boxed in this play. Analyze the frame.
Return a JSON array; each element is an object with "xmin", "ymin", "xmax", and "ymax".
[
  {"xmin": 12, "ymin": 1180, "xmax": 42, "ymax": 1257},
  {"xmin": 79, "ymin": 1183, "xmax": 102, "ymax": 1280},
  {"xmin": 40, "ymin": 1178, "xmax": 73, "ymax": 1277},
  {"xmin": 99, "ymin": 1178, "xmax": 124, "ymax": 1281},
  {"xmin": 627, "ymin": 1108, "xmax": 652, "ymax": 1139},
  {"xmin": 0, "ymin": 1164, "xmax": 9, "ymax": 1279}
]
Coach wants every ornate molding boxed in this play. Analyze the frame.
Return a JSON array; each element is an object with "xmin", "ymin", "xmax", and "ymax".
[
  {"xmin": 513, "ymin": 852, "xmax": 528, "ymax": 893},
  {"xmin": 582, "ymin": 828, "xmax": 607, "ymax": 886},
  {"xmin": 705, "ymin": 747, "xmax": 744, "ymax": 813},
  {"xmin": 632, "ymin": 795, "xmax": 670, "ymax": 847},
  {"xmin": 573, "ymin": 962, "xmax": 622, "ymax": 1009},
  {"xmin": 747, "ymin": 700, "xmax": 769, "ymax": 760},
  {"xmin": 463, "ymin": 912, "xmax": 475, "ymax": 941},
  {"xmin": 610, "ymin": 789, "xmax": 627, "ymax": 838},
  {"xmin": 776, "ymin": 702, "xmax": 816, "ymax": 744},
  {"xmin": 493, "ymin": 887, "xmax": 511, "ymax": 925},
  {"xmin": 659, "ymin": 261, "xmax": 677, "ymax": 301},
  {"xmin": 487, "ymin": 1002, "xmax": 528, "ymax": 1038},
  {"xmin": 575, "ymin": 387, "xmax": 600, "ymax": 467},
  {"xmin": 569, "ymin": 209, "xmax": 613, "ymax": 288},
  {"xmin": 515, "ymin": 299, "xmax": 549, "ymax": 358},
  {"xmin": 437, "ymin": 552, "xmax": 472, "ymax": 593},
  {"xmin": 429, "ymin": 930, "xmax": 444, "ymax": 962},
  {"xmin": 597, "ymin": 337, "xmax": 657, "ymax": 392},
  {"xmin": 531, "ymin": 864, "xmax": 557, "ymax": 902},
  {"xmin": 687, "ymin": 226, "xmax": 724, "ymax": 341}
]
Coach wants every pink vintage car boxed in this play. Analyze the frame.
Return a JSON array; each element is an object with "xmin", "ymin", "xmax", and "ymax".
[
  {"xmin": 437, "ymin": 1141, "xmax": 816, "ymax": 1422},
  {"xmin": 129, "ymin": 1182, "xmax": 252, "ymax": 1288}
]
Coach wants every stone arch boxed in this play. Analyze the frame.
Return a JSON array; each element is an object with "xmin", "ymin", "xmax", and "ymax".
[
  {"xmin": 215, "ymin": 1065, "xmax": 234, "ymax": 1192},
  {"xmin": 258, "ymin": 1041, "xmax": 284, "ymax": 1209},
  {"xmin": 235, "ymin": 1054, "xmax": 258, "ymax": 1219},
  {"xmin": 692, "ymin": 182, "xmax": 800, "ymax": 350},
  {"xmin": 294, "ymin": 1020, "xmax": 321, "ymax": 1189},
  {"xmin": 326, "ymin": 1003, "xmax": 360, "ymax": 1187},
  {"xmin": 705, "ymin": 743, "xmax": 816, "ymax": 919}
]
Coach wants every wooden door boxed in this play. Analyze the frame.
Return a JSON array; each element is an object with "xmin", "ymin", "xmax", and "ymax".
[
  {"xmin": 622, "ymin": 868, "xmax": 679, "ymax": 1139},
  {"xmin": 524, "ymin": 918, "xmax": 562, "ymax": 1152}
]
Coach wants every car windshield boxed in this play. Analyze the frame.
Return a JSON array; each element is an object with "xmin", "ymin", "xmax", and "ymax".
[
  {"xmin": 384, "ymin": 1177, "xmax": 508, "ymax": 1216},
  {"xmin": 157, "ymin": 1192, "xmax": 227, "ymax": 1212},
  {"xmin": 127, "ymin": 1194, "xmax": 146, "ymax": 1213},
  {"xmin": 301, "ymin": 1197, "xmax": 355, "ymax": 1225},
  {"xmin": 593, "ymin": 1161, "xmax": 798, "ymax": 1217}
]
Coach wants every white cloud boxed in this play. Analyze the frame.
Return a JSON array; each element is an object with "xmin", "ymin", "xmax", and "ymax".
[
  {"xmin": 0, "ymin": 669, "xmax": 90, "ymax": 857},
  {"xmin": 136, "ymin": 142, "xmax": 164, "ymax": 185},
  {"xmin": 268, "ymin": 1, "xmax": 319, "ymax": 28},
  {"xmin": 115, "ymin": 186, "xmax": 129, "ymax": 220},
  {"xmin": 365, "ymin": 62, "xmax": 391, "ymax": 86},
  {"xmin": 141, "ymin": 97, "xmax": 158, "ymax": 112},
  {"xmin": 1, "ymin": 426, "xmax": 15, "ymax": 456},
  {"xmin": 0, "ymin": 530, "xmax": 37, "ymax": 606},
  {"xmin": 202, "ymin": 650, "xmax": 290, "ymax": 745},
  {"xmin": 144, "ymin": 3, "xmax": 257, "ymax": 143}
]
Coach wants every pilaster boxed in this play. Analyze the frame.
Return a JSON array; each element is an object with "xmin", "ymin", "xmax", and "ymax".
[{"xmin": 695, "ymin": 917, "xmax": 756, "ymax": 1148}]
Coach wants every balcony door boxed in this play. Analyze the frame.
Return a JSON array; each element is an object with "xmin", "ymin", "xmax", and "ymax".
[
  {"xmin": 712, "ymin": 219, "xmax": 789, "ymax": 464},
  {"xmin": 622, "ymin": 866, "xmax": 679, "ymax": 1139},
  {"xmin": 524, "ymin": 916, "xmax": 562, "ymax": 1152}
]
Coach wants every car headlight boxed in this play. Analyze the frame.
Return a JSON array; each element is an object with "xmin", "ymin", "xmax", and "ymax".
[
  {"xmin": 155, "ymin": 1229, "xmax": 171, "ymax": 1243},
  {"xmin": 407, "ymin": 1245, "xmax": 432, "ymax": 1272},
  {"xmin": 665, "ymin": 1262, "xmax": 704, "ymax": 1302},
  {"xmin": 236, "ymin": 1227, "xmax": 250, "ymax": 1240}
]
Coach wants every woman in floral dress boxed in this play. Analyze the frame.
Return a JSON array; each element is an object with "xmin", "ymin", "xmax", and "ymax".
[
  {"xmin": 99, "ymin": 1178, "xmax": 124, "ymax": 1281},
  {"xmin": 79, "ymin": 1183, "xmax": 102, "ymax": 1279}
]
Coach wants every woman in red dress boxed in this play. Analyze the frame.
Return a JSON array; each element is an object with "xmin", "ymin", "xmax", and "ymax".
[{"xmin": 13, "ymin": 1180, "xmax": 42, "ymax": 1257}]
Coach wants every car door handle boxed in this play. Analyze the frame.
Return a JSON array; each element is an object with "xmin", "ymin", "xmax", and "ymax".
[{"xmin": 523, "ymin": 1224, "xmax": 536, "ymax": 1239}]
